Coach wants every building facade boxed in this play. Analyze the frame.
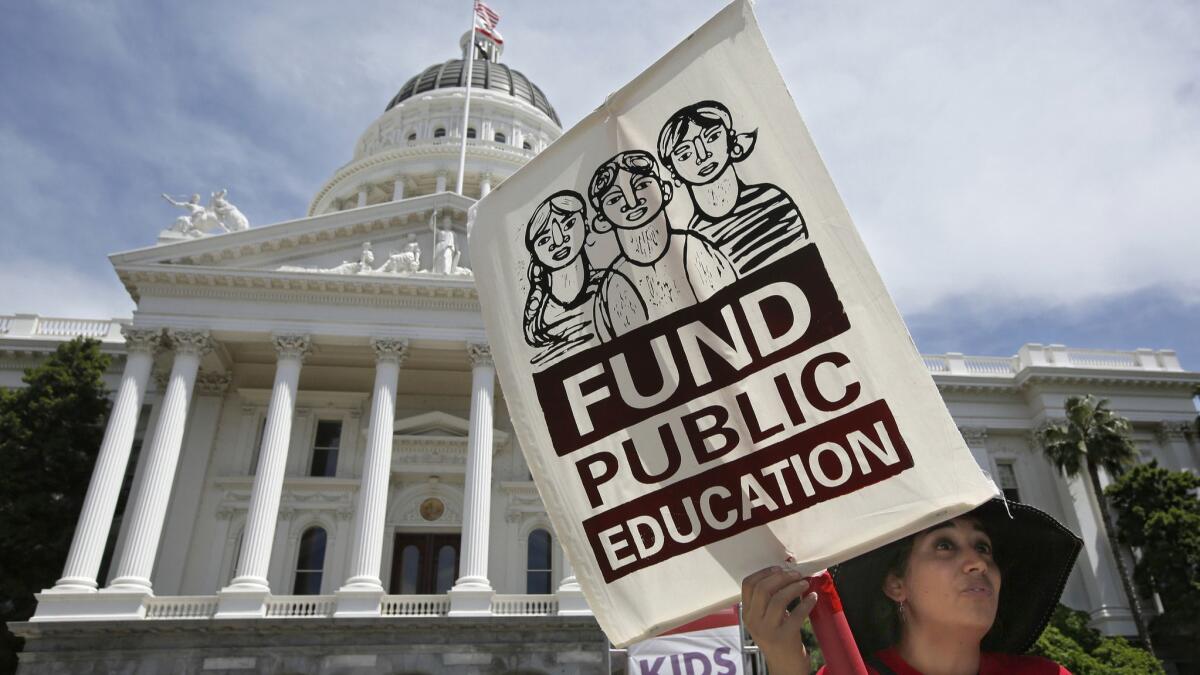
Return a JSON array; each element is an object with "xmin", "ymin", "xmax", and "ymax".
[{"xmin": 6, "ymin": 30, "xmax": 1200, "ymax": 675}]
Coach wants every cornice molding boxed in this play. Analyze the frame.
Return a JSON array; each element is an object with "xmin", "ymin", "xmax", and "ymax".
[{"xmin": 115, "ymin": 265, "xmax": 480, "ymax": 310}]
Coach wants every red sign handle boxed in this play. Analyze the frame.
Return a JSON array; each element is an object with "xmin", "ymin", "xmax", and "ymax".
[{"xmin": 806, "ymin": 570, "xmax": 868, "ymax": 675}]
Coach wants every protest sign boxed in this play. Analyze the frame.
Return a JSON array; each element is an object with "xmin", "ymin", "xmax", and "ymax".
[
  {"xmin": 469, "ymin": 0, "xmax": 998, "ymax": 646},
  {"xmin": 627, "ymin": 607, "xmax": 743, "ymax": 675}
]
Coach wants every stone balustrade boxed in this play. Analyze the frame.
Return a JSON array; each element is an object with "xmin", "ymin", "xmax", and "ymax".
[
  {"xmin": 382, "ymin": 595, "xmax": 452, "ymax": 617},
  {"xmin": 140, "ymin": 593, "xmax": 561, "ymax": 620},
  {"xmin": 144, "ymin": 596, "xmax": 219, "ymax": 620},
  {"xmin": 492, "ymin": 594, "xmax": 560, "ymax": 616},
  {"xmin": 0, "ymin": 314, "xmax": 126, "ymax": 342}
]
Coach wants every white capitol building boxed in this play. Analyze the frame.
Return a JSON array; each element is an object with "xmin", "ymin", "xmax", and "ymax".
[{"xmin": 4, "ymin": 27, "xmax": 1199, "ymax": 675}]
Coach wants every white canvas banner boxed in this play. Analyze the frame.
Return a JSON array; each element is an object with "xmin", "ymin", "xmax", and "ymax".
[{"xmin": 469, "ymin": 0, "xmax": 998, "ymax": 646}]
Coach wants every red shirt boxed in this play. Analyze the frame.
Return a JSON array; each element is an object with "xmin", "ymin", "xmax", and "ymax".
[{"xmin": 817, "ymin": 648, "xmax": 1071, "ymax": 675}]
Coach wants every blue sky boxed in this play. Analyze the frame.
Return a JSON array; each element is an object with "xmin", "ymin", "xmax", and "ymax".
[{"xmin": 1, "ymin": 1, "xmax": 1197, "ymax": 366}]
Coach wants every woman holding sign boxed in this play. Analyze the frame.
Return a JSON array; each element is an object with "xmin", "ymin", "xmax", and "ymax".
[{"xmin": 742, "ymin": 500, "xmax": 1080, "ymax": 674}]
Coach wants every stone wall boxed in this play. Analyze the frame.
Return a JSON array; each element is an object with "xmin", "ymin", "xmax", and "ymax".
[{"xmin": 12, "ymin": 616, "xmax": 608, "ymax": 675}]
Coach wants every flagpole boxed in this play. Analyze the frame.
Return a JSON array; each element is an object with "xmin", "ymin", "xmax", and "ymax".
[{"xmin": 455, "ymin": 1, "xmax": 476, "ymax": 196}]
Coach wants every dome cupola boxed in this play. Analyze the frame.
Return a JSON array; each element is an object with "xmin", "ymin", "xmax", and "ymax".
[{"xmin": 307, "ymin": 30, "xmax": 562, "ymax": 216}]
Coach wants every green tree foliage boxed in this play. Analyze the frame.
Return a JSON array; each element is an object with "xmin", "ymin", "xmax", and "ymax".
[
  {"xmin": 1032, "ymin": 604, "xmax": 1164, "ymax": 675},
  {"xmin": 1036, "ymin": 395, "xmax": 1153, "ymax": 654},
  {"xmin": 0, "ymin": 338, "xmax": 112, "ymax": 675},
  {"xmin": 1105, "ymin": 461, "xmax": 1200, "ymax": 667}
]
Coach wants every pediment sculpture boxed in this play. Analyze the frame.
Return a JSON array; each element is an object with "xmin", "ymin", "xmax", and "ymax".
[
  {"xmin": 160, "ymin": 189, "xmax": 250, "ymax": 241},
  {"xmin": 275, "ymin": 230, "xmax": 472, "ymax": 278}
]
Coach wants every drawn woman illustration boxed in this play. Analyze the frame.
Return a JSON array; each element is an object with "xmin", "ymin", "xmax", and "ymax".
[
  {"xmin": 587, "ymin": 150, "xmax": 737, "ymax": 341},
  {"xmin": 657, "ymin": 100, "xmax": 808, "ymax": 275},
  {"xmin": 522, "ymin": 190, "xmax": 604, "ymax": 366}
]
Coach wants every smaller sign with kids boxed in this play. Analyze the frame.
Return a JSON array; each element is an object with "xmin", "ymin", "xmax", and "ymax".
[{"xmin": 627, "ymin": 607, "xmax": 744, "ymax": 675}]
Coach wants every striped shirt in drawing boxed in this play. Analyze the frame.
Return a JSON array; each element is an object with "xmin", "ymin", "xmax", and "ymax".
[{"xmin": 688, "ymin": 181, "xmax": 808, "ymax": 275}]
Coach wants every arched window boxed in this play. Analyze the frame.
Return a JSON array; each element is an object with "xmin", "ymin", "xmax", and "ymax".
[
  {"xmin": 293, "ymin": 527, "xmax": 327, "ymax": 595},
  {"xmin": 522, "ymin": 141, "xmax": 532, "ymax": 151},
  {"xmin": 435, "ymin": 543, "xmax": 458, "ymax": 594},
  {"xmin": 493, "ymin": 131, "xmax": 506, "ymax": 143},
  {"xmin": 526, "ymin": 528, "xmax": 552, "ymax": 594},
  {"xmin": 434, "ymin": 127, "xmax": 446, "ymax": 138},
  {"xmin": 407, "ymin": 132, "xmax": 417, "ymax": 142},
  {"xmin": 466, "ymin": 127, "xmax": 477, "ymax": 139}
]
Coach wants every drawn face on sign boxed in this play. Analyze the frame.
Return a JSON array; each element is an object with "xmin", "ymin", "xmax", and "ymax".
[
  {"xmin": 591, "ymin": 152, "xmax": 671, "ymax": 231},
  {"xmin": 529, "ymin": 200, "xmax": 586, "ymax": 270},
  {"xmin": 667, "ymin": 120, "xmax": 731, "ymax": 186}
]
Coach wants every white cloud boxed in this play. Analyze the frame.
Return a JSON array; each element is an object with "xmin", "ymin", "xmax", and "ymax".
[
  {"xmin": 0, "ymin": 259, "xmax": 133, "ymax": 320},
  {"xmin": 2, "ymin": 0, "xmax": 1197, "ymax": 351}
]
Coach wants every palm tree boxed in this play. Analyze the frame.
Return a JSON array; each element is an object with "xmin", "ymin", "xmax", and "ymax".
[{"xmin": 1037, "ymin": 394, "xmax": 1155, "ymax": 656}]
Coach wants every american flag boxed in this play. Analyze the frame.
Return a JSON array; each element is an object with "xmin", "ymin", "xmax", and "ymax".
[{"xmin": 474, "ymin": 0, "xmax": 503, "ymax": 45}]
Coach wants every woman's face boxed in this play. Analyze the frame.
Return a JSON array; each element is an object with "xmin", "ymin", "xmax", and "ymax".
[
  {"xmin": 668, "ymin": 120, "xmax": 731, "ymax": 185},
  {"xmin": 532, "ymin": 207, "xmax": 586, "ymax": 270},
  {"xmin": 885, "ymin": 517, "xmax": 1001, "ymax": 638}
]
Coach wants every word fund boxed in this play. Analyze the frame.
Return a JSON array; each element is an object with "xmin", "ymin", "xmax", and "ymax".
[{"xmin": 534, "ymin": 244, "xmax": 916, "ymax": 582}]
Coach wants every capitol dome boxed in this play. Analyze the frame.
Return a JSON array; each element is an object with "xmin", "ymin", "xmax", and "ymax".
[
  {"xmin": 307, "ymin": 32, "xmax": 563, "ymax": 217},
  {"xmin": 386, "ymin": 59, "xmax": 559, "ymax": 126}
]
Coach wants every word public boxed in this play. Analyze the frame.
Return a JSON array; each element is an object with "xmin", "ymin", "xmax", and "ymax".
[{"xmin": 535, "ymin": 245, "xmax": 915, "ymax": 582}]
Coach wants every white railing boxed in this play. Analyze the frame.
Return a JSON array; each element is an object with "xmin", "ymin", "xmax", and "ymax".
[
  {"xmin": 381, "ymin": 595, "xmax": 451, "ymax": 617},
  {"xmin": 264, "ymin": 595, "xmax": 336, "ymax": 618},
  {"xmin": 922, "ymin": 356, "xmax": 949, "ymax": 372},
  {"xmin": 35, "ymin": 318, "xmax": 114, "ymax": 338},
  {"xmin": 921, "ymin": 345, "xmax": 1182, "ymax": 376},
  {"xmin": 964, "ymin": 356, "xmax": 1017, "ymax": 375},
  {"xmin": 1066, "ymin": 349, "xmax": 1140, "ymax": 369},
  {"xmin": 491, "ymin": 594, "xmax": 559, "ymax": 616},
  {"xmin": 0, "ymin": 314, "xmax": 125, "ymax": 341},
  {"xmin": 144, "ymin": 596, "xmax": 218, "ymax": 620}
]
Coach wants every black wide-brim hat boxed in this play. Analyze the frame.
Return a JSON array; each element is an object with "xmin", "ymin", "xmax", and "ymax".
[{"xmin": 830, "ymin": 499, "xmax": 1083, "ymax": 656}]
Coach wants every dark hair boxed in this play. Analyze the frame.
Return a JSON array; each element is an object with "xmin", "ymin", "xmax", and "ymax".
[
  {"xmin": 522, "ymin": 190, "xmax": 587, "ymax": 348},
  {"xmin": 656, "ymin": 100, "xmax": 758, "ymax": 181},
  {"xmin": 586, "ymin": 150, "xmax": 664, "ymax": 234}
]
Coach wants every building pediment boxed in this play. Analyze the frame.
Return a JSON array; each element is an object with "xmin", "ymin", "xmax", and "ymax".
[
  {"xmin": 112, "ymin": 193, "xmax": 472, "ymax": 267},
  {"xmin": 391, "ymin": 411, "xmax": 510, "ymax": 475},
  {"xmin": 110, "ymin": 194, "xmax": 479, "ymax": 303}
]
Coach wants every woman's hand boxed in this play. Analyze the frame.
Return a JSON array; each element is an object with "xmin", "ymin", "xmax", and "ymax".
[{"xmin": 742, "ymin": 566, "xmax": 819, "ymax": 675}]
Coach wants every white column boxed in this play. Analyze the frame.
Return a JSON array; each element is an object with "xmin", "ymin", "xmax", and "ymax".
[
  {"xmin": 449, "ymin": 343, "xmax": 496, "ymax": 615},
  {"xmin": 155, "ymin": 371, "xmax": 231, "ymax": 595},
  {"xmin": 335, "ymin": 338, "xmax": 408, "ymax": 617},
  {"xmin": 435, "ymin": 171, "xmax": 447, "ymax": 193},
  {"xmin": 356, "ymin": 186, "xmax": 368, "ymax": 208},
  {"xmin": 392, "ymin": 176, "xmax": 406, "ymax": 201},
  {"xmin": 47, "ymin": 328, "xmax": 160, "ymax": 593},
  {"xmin": 1159, "ymin": 421, "xmax": 1196, "ymax": 471},
  {"xmin": 107, "ymin": 330, "xmax": 212, "ymax": 592},
  {"xmin": 556, "ymin": 550, "xmax": 591, "ymax": 615},
  {"xmin": 479, "ymin": 172, "xmax": 492, "ymax": 198},
  {"xmin": 220, "ymin": 335, "xmax": 310, "ymax": 613},
  {"xmin": 1056, "ymin": 468, "xmax": 1137, "ymax": 635}
]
